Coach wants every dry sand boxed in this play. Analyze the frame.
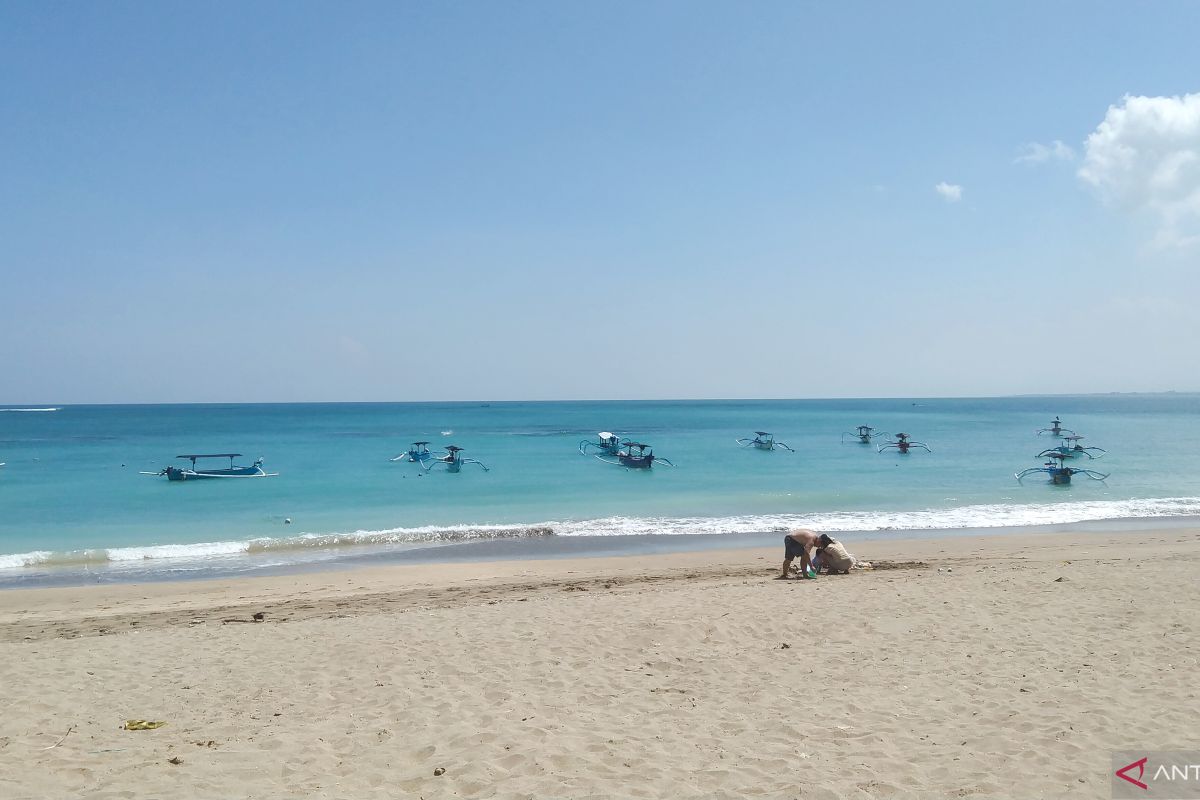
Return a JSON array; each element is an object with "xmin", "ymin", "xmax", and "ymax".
[{"xmin": 0, "ymin": 528, "xmax": 1197, "ymax": 799}]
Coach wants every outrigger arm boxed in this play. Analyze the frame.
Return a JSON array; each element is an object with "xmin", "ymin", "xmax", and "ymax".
[
  {"xmin": 1037, "ymin": 447, "xmax": 1105, "ymax": 460},
  {"xmin": 1075, "ymin": 468, "xmax": 1110, "ymax": 480},
  {"xmin": 1014, "ymin": 467, "xmax": 1042, "ymax": 481},
  {"xmin": 735, "ymin": 437, "xmax": 795, "ymax": 452},
  {"xmin": 1015, "ymin": 466, "xmax": 1109, "ymax": 482},
  {"xmin": 422, "ymin": 458, "xmax": 484, "ymax": 472},
  {"xmin": 878, "ymin": 442, "xmax": 931, "ymax": 453}
]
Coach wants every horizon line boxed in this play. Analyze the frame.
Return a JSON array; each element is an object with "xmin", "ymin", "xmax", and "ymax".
[{"xmin": 2, "ymin": 390, "xmax": 1196, "ymax": 407}]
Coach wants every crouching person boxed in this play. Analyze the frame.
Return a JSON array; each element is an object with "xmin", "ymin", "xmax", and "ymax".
[{"xmin": 813, "ymin": 533, "xmax": 857, "ymax": 574}]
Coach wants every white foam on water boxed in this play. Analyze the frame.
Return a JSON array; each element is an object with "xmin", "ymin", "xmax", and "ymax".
[
  {"xmin": 0, "ymin": 551, "xmax": 53, "ymax": 569},
  {"xmin": 549, "ymin": 497, "xmax": 1200, "ymax": 536},
  {"xmin": 106, "ymin": 540, "xmax": 252, "ymax": 561},
  {"xmin": 3, "ymin": 497, "xmax": 1199, "ymax": 571},
  {"xmin": 247, "ymin": 523, "xmax": 551, "ymax": 552},
  {"xmin": 0, "ymin": 407, "xmax": 60, "ymax": 412}
]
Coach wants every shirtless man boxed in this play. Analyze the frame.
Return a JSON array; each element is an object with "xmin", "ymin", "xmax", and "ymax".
[{"xmin": 778, "ymin": 528, "xmax": 821, "ymax": 579}]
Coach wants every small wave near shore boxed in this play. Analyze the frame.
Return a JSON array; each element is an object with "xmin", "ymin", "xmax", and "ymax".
[{"xmin": 2, "ymin": 496, "xmax": 1199, "ymax": 572}]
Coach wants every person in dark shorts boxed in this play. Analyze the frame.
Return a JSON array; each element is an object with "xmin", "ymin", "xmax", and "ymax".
[{"xmin": 778, "ymin": 528, "xmax": 821, "ymax": 579}]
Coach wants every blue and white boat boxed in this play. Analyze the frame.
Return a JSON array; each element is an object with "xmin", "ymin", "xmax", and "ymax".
[
  {"xmin": 1036, "ymin": 416, "xmax": 1076, "ymax": 437},
  {"xmin": 1016, "ymin": 452, "xmax": 1108, "ymax": 484},
  {"xmin": 391, "ymin": 441, "xmax": 434, "ymax": 463},
  {"xmin": 594, "ymin": 441, "xmax": 675, "ymax": 469},
  {"xmin": 736, "ymin": 431, "xmax": 794, "ymax": 451},
  {"xmin": 579, "ymin": 432, "xmax": 623, "ymax": 456},
  {"xmin": 143, "ymin": 454, "xmax": 276, "ymax": 481},
  {"xmin": 423, "ymin": 445, "xmax": 489, "ymax": 473},
  {"xmin": 1037, "ymin": 435, "xmax": 1106, "ymax": 460},
  {"xmin": 842, "ymin": 425, "xmax": 887, "ymax": 444}
]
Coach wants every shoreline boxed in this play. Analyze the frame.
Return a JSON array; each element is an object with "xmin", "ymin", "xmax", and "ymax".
[
  {"xmin": 4, "ymin": 512, "xmax": 1200, "ymax": 591},
  {"xmin": 2, "ymin": 526, "xmax": 1197, "ymax": 798},
  {"xmin": 0, "ymin": 525, "xmax": 1193, "ymax": 639}
]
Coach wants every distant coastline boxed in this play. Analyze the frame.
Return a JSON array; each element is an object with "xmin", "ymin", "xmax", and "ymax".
[{"xmin": 3, "ymin": 390, "xmax": 1198, "ymax": 406}]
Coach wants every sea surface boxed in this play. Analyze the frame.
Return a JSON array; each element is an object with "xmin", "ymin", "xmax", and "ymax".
[{"xmin": 2, "ymin": 396, "xmax": 1199, "ymax": 587}]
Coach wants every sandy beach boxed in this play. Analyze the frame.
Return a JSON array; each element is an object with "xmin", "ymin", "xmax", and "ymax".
[{"xmin": 1, "ymin": 528, "xmax": 1197, "ymax": 799}]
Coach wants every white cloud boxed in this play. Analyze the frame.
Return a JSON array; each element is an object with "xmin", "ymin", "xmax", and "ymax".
[
  {"xmin": 935, "ymin": 182, "xmax": 962, "ymax": 202},
  {"xmin": 1014, "ymin": 140, "xmax": 1076, "ymax": 164},
  {"xmin": 1079, "ymin": 93, "xmax": 1200, "ymax": 248}
]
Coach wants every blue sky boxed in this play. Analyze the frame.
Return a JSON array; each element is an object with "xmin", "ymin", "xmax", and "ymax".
[{"xmin": 3, "ymin": 2, "xmax": 1198, "ymax": 402}]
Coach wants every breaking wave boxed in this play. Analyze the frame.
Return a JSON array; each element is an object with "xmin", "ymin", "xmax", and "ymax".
[{"xmin": 0, "ymin": 524, "xmax": 554, "ymax": 569}]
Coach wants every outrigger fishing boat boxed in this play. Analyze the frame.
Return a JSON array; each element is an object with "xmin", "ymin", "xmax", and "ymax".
[
  {"xmin": 142, "ymin": 454, "xmax": 276, "ymax": 481},
  {"xmin": 391, "ymin": 441, "xmax": 434, "ymax": 463},
  {"xmin": 594, "ymin": 441, "xmax": 675, "ymax": 469},
  {"xmin": 736, "ymin": 431, "xmax": 794, "ymax": 452},
  {"xmin": 579, "ymin": 432, "xmax": 623, "ymax": 456},
  {"xmin": 1038, "ymin": 435, "xmax": 1106, "ymax": 460},
  {"xmin": 422, "ymin": 445, "xmax": 489, "ymax": 473},
  {"xmin": 878, "ymin": 433, "xmax": 930, "ymax": 454},
  {"xmin": 842, "ymin": 425, "xmax": 888, "ymax": 444},
  {"xmin": 1016, "ymin": 452, "xmax": 1108, "ymax": 485},
  {"xmin": 1037, "ymin": 416, "xmax": 1075, "ymax": 437}
]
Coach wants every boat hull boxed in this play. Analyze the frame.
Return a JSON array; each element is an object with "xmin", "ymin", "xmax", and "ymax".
[
  {"xmin": 617, "ymin": 456, "xmax": 653, "ymax": 468},
  {"xmin": 165, "ymin": 466, "xmax": 265, "ymax": 481}
]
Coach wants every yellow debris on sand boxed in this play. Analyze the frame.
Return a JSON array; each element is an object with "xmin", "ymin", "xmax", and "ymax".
[{"xmin": 123, "ymin": 720, "xmax": 167, "ymax": 731}]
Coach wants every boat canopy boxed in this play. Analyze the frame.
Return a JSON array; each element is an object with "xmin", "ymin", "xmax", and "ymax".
[
  {"xmin": 755, "ymin": 431, "xmax": 771, "ymax": 436},
  {"xmin": 176, "ymin": 453, "xmax": 242, "ymax": 459},
  {"xmin": 598, "ymin": 432, "xmax": 614, "ymax": 439}
]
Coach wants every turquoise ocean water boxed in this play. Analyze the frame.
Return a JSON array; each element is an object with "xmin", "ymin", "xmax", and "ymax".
[{"xmin": 2, "ymin": 396, "xmax": 1199, "ymax": 586}]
